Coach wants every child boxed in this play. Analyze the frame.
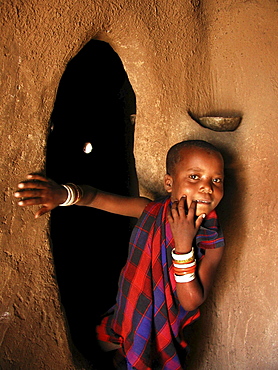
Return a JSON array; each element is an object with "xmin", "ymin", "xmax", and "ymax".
[{"xmin": 14, "ymin": 140, "xmax": 225, "ymax": 370}]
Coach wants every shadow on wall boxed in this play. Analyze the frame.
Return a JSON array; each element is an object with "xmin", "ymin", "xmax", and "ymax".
[
  {"xmin": 46, "ymin": 39, "xmax": 138, "ymax": 364},
  {"xmin": 186, "ymin": 143, "xmax": 246, "ymax": 369}
]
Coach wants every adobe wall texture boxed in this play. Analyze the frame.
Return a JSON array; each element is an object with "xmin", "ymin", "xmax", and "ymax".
[{"xmin": 1, "ymin": 0, "xmax": 277, "ymax": 369}]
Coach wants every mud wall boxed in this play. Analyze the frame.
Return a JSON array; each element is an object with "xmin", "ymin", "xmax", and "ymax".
[{"xmin": 0, "ymin": 0, "xmax": 277, "ymax": 369}]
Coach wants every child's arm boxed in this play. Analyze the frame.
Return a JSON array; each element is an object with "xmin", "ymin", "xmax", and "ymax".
[
  {"xmin": 175, "ymin": 247, "xmax": 223, "ymax": 311},
  {"xmin": 14, "ymin": 173, "xmax": 151, "ymax": 219},
  {"xmin": 167, "ymin": 197, "xmax": 224, "ymax": 311},
  {"xmin": 78, "ymin": 184, "xmax": 151, "ymax": 218}
]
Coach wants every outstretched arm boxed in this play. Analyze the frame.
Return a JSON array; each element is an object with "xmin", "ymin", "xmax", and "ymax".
[
  {"xmin": 167, "ymin": 196, "xmax": 224, "ymax": 311},
  {"xmin": 14, "ymin": 173, "xmax": 150, "ymax": 219},
  {"xmin": 79, "ymin": 184, "xmax": 151, "ymax": 218}
]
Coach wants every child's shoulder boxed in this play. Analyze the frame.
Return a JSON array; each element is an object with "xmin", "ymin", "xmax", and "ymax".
[{"xmin": 143, "ymin": 196, "xmax": 170, "ymax": 216}]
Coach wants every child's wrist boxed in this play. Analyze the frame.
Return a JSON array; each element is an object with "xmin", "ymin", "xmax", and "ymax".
[
  {"xmin": 171, "ymin": 247, "xmax": 196, "ymax": 283},
  {"xmin": 76, "ymin": 185, "xmax": 97, "ymax": 206},
  {"xmin": 172, "ymin": 247, "xmax": 194, "ymax": 259},
  {"xmin": 173, "ymin": 245, "xmax": 192, "ymax": 254},
  {"xmin": 59, "ymin": 186, "xmax": 68, "ymax": 204},
  {"xmin": 59, "ymin": 183, "xmax": 83, "ymax": 206}
]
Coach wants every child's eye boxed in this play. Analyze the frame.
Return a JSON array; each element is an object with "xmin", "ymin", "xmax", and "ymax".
[
  {"xmin": 213, "ymin": 178, "xmax": 223, "ymax": 183},
  {"xmin": 189, "ymin": 174, "xmax": 199, "ymax": 180}
]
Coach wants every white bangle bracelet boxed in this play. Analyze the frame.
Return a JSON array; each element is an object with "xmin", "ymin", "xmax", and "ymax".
[
  {"xmin": 59, "ymin": 183, "xmax": 83, "ymax": 206},
  {"xmin": 174, "ymin": 272, "xmax": 196, "ymax": 283},
  {"xmin": 59, "ymin": 184, "xmax": 74, "ymax": 206},
  {"xmin": 171, "ymin": 247, "xmax": 194, "ymax": 261},
  {"xmin": 173, "ymin": 260, "xmax": 196, "ymax": 269}
]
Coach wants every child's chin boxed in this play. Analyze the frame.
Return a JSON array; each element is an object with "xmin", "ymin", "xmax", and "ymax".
[{"xmin": 196, "ymin": 205, "xmax": 212, "ymax": 216}]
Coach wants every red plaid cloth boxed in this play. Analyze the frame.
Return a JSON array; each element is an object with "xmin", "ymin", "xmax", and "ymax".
[{"xmin": 96, "ymin": 196, "xmax": 224, "ymax": 369}]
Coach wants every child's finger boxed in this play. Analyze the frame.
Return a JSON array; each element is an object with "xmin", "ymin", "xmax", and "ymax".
[
  {"xmin": 195, "ymin": 213, "xmax": 206, "ymax": 229},
  {"xmin": 171, "ymin": 200, "xmax": 179, "ymax": 212},
  {"xmin": 187, "ymin": 199, "xmax": 197, "ymax": 218},
  {"xmin": 15, "ymin": 188, "xmax": 43, "ymax": 199},
  {"xmin": 35, "ymin": 206, "xmax": 50, "ymax": 218},
  {"xmin": 176, "ymin": 196, "xmax": 187, "ymax": 216},
  {"xmin": 26, "ymin": 173, "xmax": 48, "ymax": 182},
  {"xmin": 167, "ymin": 202, "xmax": 181, "ymax": 224},
  {"xmin": 17, "ymin": 180, "xmax": 47, "ymax": 190},
  {"xmin": 183, "ymin": 195, "xmax": 189, "ymax": 214},
  {"xmin": 17, "ymin": 197, "xmax": 43, "ymax": 207},
  {"xmin": 167, "ymin": 205, "xmax": 174, "ymax": 221}
]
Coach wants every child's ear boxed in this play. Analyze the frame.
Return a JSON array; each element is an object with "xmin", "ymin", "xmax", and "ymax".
[{"xmin": 164, "ymin": 174, "xmax": 173, "ymax": 193}]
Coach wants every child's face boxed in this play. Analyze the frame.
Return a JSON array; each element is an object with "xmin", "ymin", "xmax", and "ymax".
[{"xmin": 164, "ymin": 147, "xmax": 224, "ymax": 216}]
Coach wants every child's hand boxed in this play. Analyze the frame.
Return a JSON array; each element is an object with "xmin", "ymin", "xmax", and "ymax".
[
  {"xmin": 14, "ymin": 173, "xmax": 67, "ymax": 218},
  {"xmin": 167, "ymin": 196, "xmax": 205, "ymax": 253}
]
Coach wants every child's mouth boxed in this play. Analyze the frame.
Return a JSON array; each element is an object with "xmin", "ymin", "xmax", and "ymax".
[{"xmin": 195, "ymin": 199, "xmax": 211, "ymax": 204}]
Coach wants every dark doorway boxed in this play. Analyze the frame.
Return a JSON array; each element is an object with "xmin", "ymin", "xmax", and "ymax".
[{"xmin": 46, "ymin": 40, "xmax": 137, "ymax": 364}]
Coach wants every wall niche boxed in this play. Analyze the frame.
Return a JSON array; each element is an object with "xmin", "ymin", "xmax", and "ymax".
[{"xmin": 46, "ymin": 39, "xmax": 138, "ymax": 364}]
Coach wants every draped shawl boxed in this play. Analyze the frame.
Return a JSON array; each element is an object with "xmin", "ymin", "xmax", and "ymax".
[{"xmin": 97, "ymin": 196, "xmax": 224, "ymax": 369}]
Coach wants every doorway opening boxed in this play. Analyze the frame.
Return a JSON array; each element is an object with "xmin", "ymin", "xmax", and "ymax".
[{"xmin": 46, "ymin": 39, "xmax": 138, "ymax": 363}]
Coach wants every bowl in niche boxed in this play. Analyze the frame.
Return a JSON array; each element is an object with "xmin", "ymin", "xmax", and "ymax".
[{"xmin": 198, "ymin": 116, "xmax": 241, "ymax": 132}]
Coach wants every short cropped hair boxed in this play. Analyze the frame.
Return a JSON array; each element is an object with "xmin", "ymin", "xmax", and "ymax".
[{"xmin": 166, "ymin": 140, "xmax": 222, "ymax": 175}]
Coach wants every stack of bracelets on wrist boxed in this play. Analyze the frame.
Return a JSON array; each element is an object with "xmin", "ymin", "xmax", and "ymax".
[
  {"xmin": 171, "ymin": 247, "xmax": 196, "ymax": 283},
  {"xmin": 59, "ymin": 183, "xmax": 84, "ymax": 206}
]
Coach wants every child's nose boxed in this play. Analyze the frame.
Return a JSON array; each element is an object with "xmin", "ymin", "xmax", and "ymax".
[{"xmin": 199, "ymin": 180, "xmax": 213, "ymax": 194}]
